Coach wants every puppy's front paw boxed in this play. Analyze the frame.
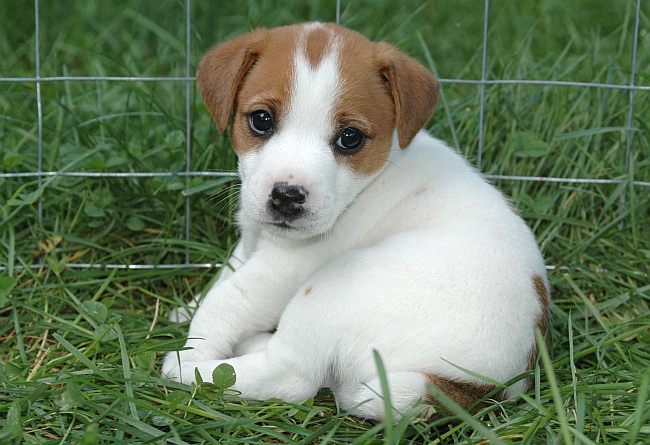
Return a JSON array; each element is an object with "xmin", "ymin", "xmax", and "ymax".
[
  {"xmin": 161, "ymin": 353, "xmax": 224, "ymax": 385},
  {"xmin": 161, "ymin": 352, "xmax": 204, "ymax": 383},
  {"xmin": 162, "ymin": 340, "xmax": 221, "ymax": 382},
  {"xmin": 161, "ymin": 353, "xmax": 183, "ymax": 382}
]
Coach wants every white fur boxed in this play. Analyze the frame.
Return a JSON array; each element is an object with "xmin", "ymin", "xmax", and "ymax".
[{"xmin": 163, "ymin": 29, "xmax": 547, "ymax": 421}]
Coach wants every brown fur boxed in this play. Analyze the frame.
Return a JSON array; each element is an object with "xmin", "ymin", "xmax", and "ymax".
[
  {"xmin": 303, "ymin": 25, "xmax": 333, "ymax": 68},
  {"xmin": 196, "ymin": 23, "xmax": 439, "ymax": 176},
  {"xmin": 424, "ymin": 374, "xmax": 499, "ymax": 413},
  {"xmin": 196, "ymin": 28, "xmax": 270, "ymax": 134},
  {"xmin": 374, "ymin": 42, "xmax": 439, "ymax": 150},
  {"xmin": 428, "ymin": 276, "xmax": 550, "ymax": 409},
  {"xmin": 525, "ymin": 275, "xmax": 551, "ymax": 389},
  {"xmin": 329, "ymin": 26, "xmax": 399, "ymax": 176}
]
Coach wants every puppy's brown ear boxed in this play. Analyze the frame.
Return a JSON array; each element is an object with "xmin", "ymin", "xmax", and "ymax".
[
  {"xmin": 197, "ymin": 28, "xmax": 269, "ymax": 133},
  {"xmin": 375, "ymin": 42, "xmax": 439, "ymax": 149}
]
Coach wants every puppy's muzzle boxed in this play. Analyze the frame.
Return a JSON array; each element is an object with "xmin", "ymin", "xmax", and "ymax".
[{"xmin": 270, "ymin": 182, "xmax": 307, "ymax": 216}]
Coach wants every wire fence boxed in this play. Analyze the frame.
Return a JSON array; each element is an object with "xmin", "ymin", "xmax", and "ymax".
[{"xmin": 0, "ymin": 0, "xmax": 648, "ymax": 272}]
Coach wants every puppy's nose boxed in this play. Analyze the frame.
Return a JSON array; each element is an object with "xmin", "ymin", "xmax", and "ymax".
[{"xmin": 270, "ymin": 182, "xmax": 307, "ymax": 214}]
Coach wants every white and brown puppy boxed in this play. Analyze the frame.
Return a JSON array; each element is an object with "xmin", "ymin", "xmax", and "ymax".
[{"xmin": 163, "ymin": 22, "xmax": 550, "ymax": 420}]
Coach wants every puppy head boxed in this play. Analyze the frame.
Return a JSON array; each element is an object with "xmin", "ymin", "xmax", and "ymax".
[{"xmin": 197, "ymin": 23, "xmax": 439, "ymax": 238}]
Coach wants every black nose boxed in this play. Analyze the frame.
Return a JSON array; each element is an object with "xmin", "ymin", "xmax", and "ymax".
[{"xmin": 270, "ymin": 182, "xmax": 307, "ymax": 215}]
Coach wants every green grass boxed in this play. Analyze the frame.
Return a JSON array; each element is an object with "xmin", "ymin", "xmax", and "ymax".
[{"xmin": 1, "ymin": 0, "xmax": 649, "ymax": 443}]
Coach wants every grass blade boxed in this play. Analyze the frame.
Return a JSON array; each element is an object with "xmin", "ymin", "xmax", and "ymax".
[
  {"xmin": 114, "ymin": 322, "xmax": 139, "ymax": 422},
  {"xmin": 372, "ymin": 350, "xmax": 394, "ymax": 443},
  {"xmin": 52, "ymin": 332, "xmax": 113, "ymax": 381},
  {"xmin": 537, "ymin": 329, "xmax": 572, "ymax": 445}
]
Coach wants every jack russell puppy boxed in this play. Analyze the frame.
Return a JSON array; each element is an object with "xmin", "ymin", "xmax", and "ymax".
[{"xmin": 162, "ymin": 22, "xmax": 550, "ymax": 420}]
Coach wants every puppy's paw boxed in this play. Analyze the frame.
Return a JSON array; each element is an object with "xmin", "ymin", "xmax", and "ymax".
[
  {"xmin": 161, "ymin": 340, "xmax": 222, "ymax": 382},
  {"xmin": 161, "ymin": 362, "xmax": 195, "ymax": 384},
  {"xmin": 161, "ymin": 352, "xmax": 202, "ymax": 383},
  {"xmin": 161, "ymin": 354, "xmax": 182, "ymax": 382},
  {"xmin": 161, "ymin": 354, "xmax": 224, "ymax": 385}
]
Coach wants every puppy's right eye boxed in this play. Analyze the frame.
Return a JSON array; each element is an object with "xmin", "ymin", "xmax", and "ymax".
[{"xmin": 248, "ymin": 110, "xmax": 274, "ymax": 137}]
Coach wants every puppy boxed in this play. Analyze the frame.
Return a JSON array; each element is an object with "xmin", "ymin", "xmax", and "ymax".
[{"xmin": 162, "ymin": 22, "xmax": 550, "ymax": 421}]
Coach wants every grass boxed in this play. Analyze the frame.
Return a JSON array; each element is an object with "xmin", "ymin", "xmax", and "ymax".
[{"xmin": 1, "ymin": 0, "xmax": 649, "ymax": 443}]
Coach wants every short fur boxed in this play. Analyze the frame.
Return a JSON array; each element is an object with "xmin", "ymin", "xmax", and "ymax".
[{"xmin": 163, "ymin": 22, "xmax": 549, "ymax": 421}]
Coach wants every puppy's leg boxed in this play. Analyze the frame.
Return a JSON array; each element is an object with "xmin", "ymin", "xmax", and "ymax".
[
  {"xmin": 337, "ymin": 372, "xmax": 430, "ymax": 420},
  {"xmin": 169, "ymin": 241, "xmax": 247, "ymax": 323},
  {"xmin": 232, "ymin": 331, "xmax": 273, "ymax": 356},
  {"xmin": 164, "ymin": 339, "xmax": 323, "ymax": 403},
  {"xmin": 163, "ymin": 239, "xmax": 328, "ymax": 375}
]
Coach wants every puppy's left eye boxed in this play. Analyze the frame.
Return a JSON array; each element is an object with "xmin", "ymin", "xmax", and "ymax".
[
  {"xmin": 248, "ymin": 110, "xmax": 274, "ymax": 137},
  {"xmin": 335, "ymin": 127, "xmax": 366, "ymax": 155}
]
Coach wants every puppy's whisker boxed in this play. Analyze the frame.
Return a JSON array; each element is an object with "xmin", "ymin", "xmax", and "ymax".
[
  {"xmin": 204, "ymin": 184, "xmax": 241, "ymax": 207},
  {"xmin": 384, "ymin": 160, "xmax": 403, "ymax": 171},
  {"xmin": 204, "ymin": 186, "xmax": 231, "ymax": 204}
]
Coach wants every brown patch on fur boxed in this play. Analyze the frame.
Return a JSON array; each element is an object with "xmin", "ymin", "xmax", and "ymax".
[
  {"xmin": 532, "ymin": 275, "xmax": 550, "ymax": 317},
  {"xmin": 196, "ymin": 28, "xmax": 270, "ymax": 134},
  {"xmin": 331, "ymin": 25, "xmax": 438, "ymax": 176},
  {"xmin": 229, "ymin": 26, "xmax": 310, "ymax": 156},
  {"xmin": 525, "ymin": 275, "xmax": 551, "ymax": 390},
  {"xmin": 197, "ymin": 26, "xmax": 304, "ymax": 155},
  {"xmin": 327, "ymin": 25, "xmax": 396, "ymax": 176},
  {"xmin": 375, "ymin": 42, "xmax": 439, "ymax": 149},
  {"xmin": 303, "ymin": 25, "xmax": 333, "ymax": 69},
  {"xmin": 424, "ymin": 375, "xmax": 499, "ymax": 413},
  {"xmin": 197, "ymin": 24, "xmax": 338, "ymax": 157},
  {"xmin": 196, "ymin": 23, "xmax": 439, "ymax": 174},
  {"xmin": 304, "ymin": 286, "xmax": 313, "ymax": 296}
]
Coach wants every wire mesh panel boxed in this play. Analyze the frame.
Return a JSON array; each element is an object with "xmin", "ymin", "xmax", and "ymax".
[{"xmin": 0, "ymin": 0, "xmax": 648, "ymax": 272}]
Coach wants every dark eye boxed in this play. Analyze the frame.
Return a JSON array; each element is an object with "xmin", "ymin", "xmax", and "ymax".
[
  {"xmin": 248, "ymin": 110, "xmax": 274, "ymax": 136},
  {"xmin": 335, "ymin": 127, "xmax": 366, "ymax": 154}
]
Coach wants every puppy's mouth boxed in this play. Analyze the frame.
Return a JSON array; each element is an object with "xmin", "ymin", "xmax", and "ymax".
[
  {"xmin": 269, "ymin": 220, "xmax": 297, "ymax": 231},
  {"xmin": 265, "ymin": 207, "xmax": 306, "ymax": 231},
  {"xmin": 261, "ymin": 216, "xmax": 311, "ymax": 238}
]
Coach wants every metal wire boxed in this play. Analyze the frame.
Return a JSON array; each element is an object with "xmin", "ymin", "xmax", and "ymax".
[
  {"xmin": 476, "ymin": 0, "xmax": 489, "ymax": 172},
  {"xmin": 1, "ymin": 0, "xmax": 647, "ymax": 272},
  {"xmin": 436, "ymin": 78, "xmax": 650, "ymax": 91},
  {"xmin": 3, "ymin": 263, "xmax": 222, "ymax": 271},
  {"xmin": 620, "ymin": 0, "xmax": 644, "ymax": 225},
  {"xmin": 625, "ymin": 0, "xmax": 643, "ymax": 169},
  {"xmin": 34, "ymin": 0, "xmax": 43, "ymax": 226},
  {"xmin": 185, "ymin": 0, "xmax": 192, "ymax": 264},
  {"xmin": 336, "ymin": 0, "xmax": 341, "ymax": 25},
  {"xmin": 3, "ymin": 76, "xmax": 650, "ymax": 91},
  {"xmin": 0, "ymin": 76, "xmax": 193, "ymax": 82},
  {"xmin": 1, "ymin": 172, "xmax": 238, "ymax": 178}
]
